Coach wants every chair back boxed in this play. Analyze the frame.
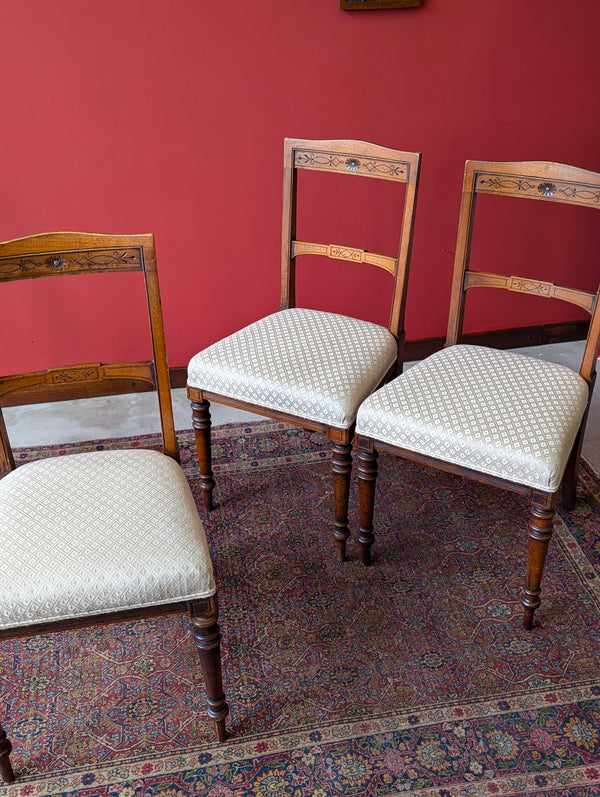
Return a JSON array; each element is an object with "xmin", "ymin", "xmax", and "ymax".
[
  {"xmin": 280, "ymin": 138, "xmax": 421, "ymax": 361},
  {"xmin": 0, "ymin": 232, "xmax": 177, "ymax": 474},
  {"xmin": 447, "ymin": 160, "xmax": 600, "ymax": 387}
]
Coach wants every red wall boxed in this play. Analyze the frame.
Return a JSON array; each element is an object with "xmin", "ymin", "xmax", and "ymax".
[{"xmin": 1, "ymin": 0, "xmax": 599, "ymax": 373}]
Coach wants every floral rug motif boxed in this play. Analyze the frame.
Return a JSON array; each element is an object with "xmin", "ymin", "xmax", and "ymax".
[{"xmin": 2, "ymin": 420, "xmax": 600, "ymax": 796}]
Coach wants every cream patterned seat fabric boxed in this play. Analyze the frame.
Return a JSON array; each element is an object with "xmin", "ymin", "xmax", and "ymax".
[
  {"xmin": 188, "ymin": 307, "xmax": 398, "ymax": 429},
  {"xmin": 0, "ymin": 449, "xmax": 215, "ymax": 629},
  {"xmin": 356, "ymin": 344, "xmax": 590, "ymax": 492}
]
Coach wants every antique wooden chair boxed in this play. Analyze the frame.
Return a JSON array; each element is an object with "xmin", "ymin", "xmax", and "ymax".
[
  {"xmin": 355, "ymin": 160, "xmax": 600, "ymax": 631},
  {"xmin": 187, "ymin": 138, "xmax": 421, "ymax": 561},
  {"xmin": 0, "ymin": 232, "xmax": 229, "ymax": 783}
]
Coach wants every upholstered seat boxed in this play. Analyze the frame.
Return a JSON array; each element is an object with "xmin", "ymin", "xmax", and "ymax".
[
  {"xmin": 356, "ymin": 345, "xmax": 589, "ymax": 492},
  {"xmin": 188, "ymin": 308, "xmax": 397, "ymax": 430},
  {"xmin": 0, "ymin": 449, "xmax": 215, "ymax": 628}
]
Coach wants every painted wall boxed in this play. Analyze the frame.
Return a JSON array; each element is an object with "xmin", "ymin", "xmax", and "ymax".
[{"xmin": 1, "ymin": 0, "xmax": 599, "ymax": 373}]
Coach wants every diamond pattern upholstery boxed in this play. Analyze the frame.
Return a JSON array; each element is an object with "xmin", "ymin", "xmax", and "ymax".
[
  {"xmin": 356, "ymin": 345, "xmax": 590, "ymax": 492},
  {"xmin": 188, "ymin": 308, "xmax": 398, "ymax": 429},
  {"xmin": 0, "ymin": 449, "xmax": 216, "ymax": 629}
]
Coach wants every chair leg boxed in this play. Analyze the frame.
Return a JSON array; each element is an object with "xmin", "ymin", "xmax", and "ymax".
[
  {"xmin": 522, "ymin": 494, "xmax": 556, "ymax": 631},
  {"xmin": 0, "ymin": 722, "xmax": 14, "ymax": 783},
  {"xmin": 191, "ymin": 399, "xmax": 215, "ymax": 511},
  {"xmin": 189, "ymin": 596, "xmax": 229, "ymax": 742},
  {"xmin": 561, "ymin": 420, "xmax": 588, "ymax": 512},
  {"xmin": 562, "ymin": 381, "xmax": 595, "ymax": 511},
  {"xmin": 357, "ymin": 444, "xmax": 378, "ymax": 566},
  {"xmin": 331, "ymin": 441, "xmax": 352, "ymax": 561}
]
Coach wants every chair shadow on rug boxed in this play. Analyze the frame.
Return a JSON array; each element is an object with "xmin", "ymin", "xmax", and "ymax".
[
  {"xmin": 356, "ymin": 159, "xmax": 600, "ymax": 631},
  {"xmin": 0, "ymin": 232, "xmax": 229, "ymax": 783},
  {"xmin": 187, "ymin": 138, "xmax": 421, "ymax": 561}
]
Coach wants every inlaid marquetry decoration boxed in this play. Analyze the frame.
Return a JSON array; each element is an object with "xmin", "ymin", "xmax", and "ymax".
[
  {"xmin": 50, "ymin": 365, "xmax": 102, "ymax": 384},
  {"xmin": 464, "ymin": 272, "xmax": 596, "ymax": 313},
  {"xmin": 0, "ymin": 247, "xmax": 143, "ymax": 282},
  {"xmin": 291, "ymin": 241, "xmax": 396, "ymax": 274},
  {"xmin": 475, "ymin": 172, "xmax": 600, "ymax": 207},
  {"xmin": 294, "ymin": 149, "xmax": 409, "ymax": 182},
  {"xmin": 0, "ymin": 362, "xmax": 157, "ymax": 401}
]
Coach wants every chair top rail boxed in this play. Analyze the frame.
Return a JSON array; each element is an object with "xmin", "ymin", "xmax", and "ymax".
[
  {"xmin": 0, "ymin": 232, "xmax": 152, "ymax": 283},
  {"xmin": 285, "ymin": 138, "xmax": 420, "ymax": 184},
  {"xmin": 467, "ymin": 159, "xmax": 600, "ymax": 209}
]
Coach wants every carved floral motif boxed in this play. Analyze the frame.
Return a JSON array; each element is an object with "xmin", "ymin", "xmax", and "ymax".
[
  {"xmin": 537, "ymin": 182, "xmax": 556, "ymax": 197},
  {"xmin": 47, "ymin": 256, "xmax": 69, "ymax": 272}
]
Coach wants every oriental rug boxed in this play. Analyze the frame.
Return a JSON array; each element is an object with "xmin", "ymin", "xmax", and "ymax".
[{"xmin": 2, "ymin": 420, "xmax": 600, "ymax": 796}]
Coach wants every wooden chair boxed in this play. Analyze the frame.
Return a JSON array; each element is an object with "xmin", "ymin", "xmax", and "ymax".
[
  {"xmin": 355, "ymin": 160, "xmax": 600, "ymax": 631},
  {"xmin": 187, "ymin": 138, "xmax": 421, "ymax": 561},
  {"xmin": 0, "ymin": 232, "xmax": 229, "ymax": 783}
]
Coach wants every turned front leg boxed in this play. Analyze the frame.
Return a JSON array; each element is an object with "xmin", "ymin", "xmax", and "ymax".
[
  {"xmin": 189, "ymin": 596, "xmax": 229, "ymax": 742},
  {"xmin": 522, "ymin": 495, "xmax": 556, "ymax": 631},
  {"xmin": 190, "ymin": 398, "xmax": 215, "ymax": 511},
  {"xmin": 331, "ymin": 441, "xmax": 352, "ymax": 562},
  {"xmin": 357, "ymin": 443, "xmax": 378, "ymax": 566}
]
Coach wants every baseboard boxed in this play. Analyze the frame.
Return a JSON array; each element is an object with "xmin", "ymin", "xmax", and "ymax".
[
  {"xmin": 402, "ymin": 319, "xmax": 590, "ymax": 362},
  {"xmin": 1, "ymin": 320, "xmax": 589, "ymax": 406}
]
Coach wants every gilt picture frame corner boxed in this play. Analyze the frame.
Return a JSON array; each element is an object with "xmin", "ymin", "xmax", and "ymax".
[{"xmin": 340, "ymin": 0, "xmax": 421, "ymax": 9}]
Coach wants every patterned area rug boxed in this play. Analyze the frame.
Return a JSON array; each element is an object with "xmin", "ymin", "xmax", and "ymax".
[{"xmin": 2, "ymin": 420, "xmax": 600, "ymax": 796}]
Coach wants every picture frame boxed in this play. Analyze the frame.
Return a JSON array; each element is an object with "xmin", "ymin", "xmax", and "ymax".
[{"xmin": 340, "ymin": 0, "xmax": 421, "ymax": 9}]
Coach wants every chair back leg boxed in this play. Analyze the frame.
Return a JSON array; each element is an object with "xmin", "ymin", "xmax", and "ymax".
[
  {"xmin": 357, "ymin": 444, "xmax": 379, "ymax": 566},
  {"xmin": 191, "ymin": 399, "xmax": 216, "ymax": 511},
  {"xmin": 561, "ymin": 398, "xmax": 592, "ymax": 511}
]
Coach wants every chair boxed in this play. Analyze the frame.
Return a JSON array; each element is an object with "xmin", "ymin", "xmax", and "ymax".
[
  {"xmin": 187, "ymin": 138, "xmax": 421, "ymax": 560},
  {"xmin": 0, "ymin": 232, "xmax": 229, "ymax": 783},
  {"xmin": 355, "ymin": 160, "xmax": 600, "ymax": 631}
]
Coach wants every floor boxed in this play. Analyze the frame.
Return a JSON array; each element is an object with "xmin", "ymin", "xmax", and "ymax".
[{"xmin": 2, "ymin": 341, "xmax": 599, "ymax": 472}]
